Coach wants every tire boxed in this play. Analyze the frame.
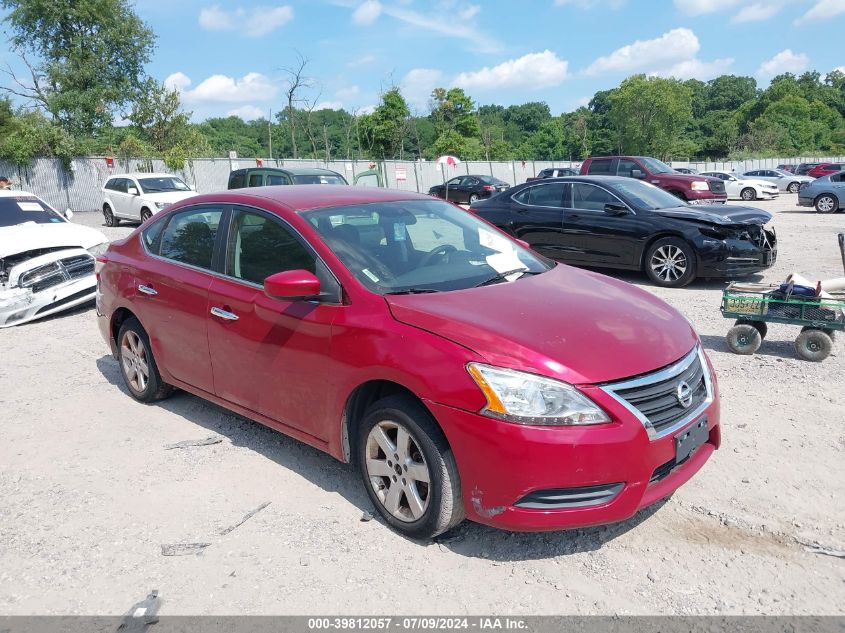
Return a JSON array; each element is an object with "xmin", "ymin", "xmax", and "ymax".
[
  {"xmin": 794, "ymin": 328, "xmax": 833, "ymax": 362},
  {"xmin": 357, "ymin": 394, "xmax": 464, "ymax": 539},
  {"xmin": 140, "ymin": 208, "xmax": 153, "ymax": 223},
  {"xmin": 117, "ymin": 317, "xmax": 174, "ymax": 402},
  {"xmin": 737, "ymin": 319, "xmax": 767, "ymax": 340},
  {"xmin": 103, "ymin": 204, "xmax": 118, "ymax": 227},
  {"xmin": 740, "ymin": 188, "xmax": 756, "ymax": 201},
  {"xmin": 802, "ymin": 325, "xmax": 835, "ymax": 342},
  {"xmin": 726, "ymin": 324, "xmax": 762, "ymax": 355},
  {"xmin": 787, "ymin": 182, "xmax": 800, "ymax": 194},
  {"xmin": 815, "ymin": 194, "xmax": 838, "ymax": 214},
  {"xmin": 469, "ymin": 193, "xmax": 479, "ymax": 203},
  {"xmin": 644, "ymin": 237, "xmax": 697, "ymax": 288}
]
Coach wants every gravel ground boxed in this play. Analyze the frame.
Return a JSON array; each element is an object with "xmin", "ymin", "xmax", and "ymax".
[{"xmin": 1, "ymin": 194, "xmax": 843, "ymax": 615}]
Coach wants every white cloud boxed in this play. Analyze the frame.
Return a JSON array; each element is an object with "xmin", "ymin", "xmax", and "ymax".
[
  {"xmin": 227, "ymin": 105, "xmax": 267, "ymax": 120},
  {"xmin": 358, "ymin": 104, "xmax": 377, "ymax": 115},
  {"xmin": 314, "ymin": 101, "xmax": 345, "ymax": 111},
  {"xmin": 555, "ymin": 0, "xmax": 626, "ymax": 8},
  {"xmin": 731, "ymin": 2, "xmax": 784, "ymax": 23},
  {"xmin": 756, "ymin": 49, "xmax": 810, "ymax": 79},
  {"xmin": 453, "ymin": 51, "xmax": 569, "ymax": 91},
  {"xmin": 651, "ymin": 57, "xmax": 735, "ymax": 80},
  {"xmin": 673, "ymin": 0, "xmax": 741, "ymax": 15},
  {"xmin": 584, "ymin": 28, "xmax": 700, "ymax": 76},
  {"xmin": 795, "ymin": 0, "xmax": 845, "ymax": 25},
  {"xmin": 352, "ymin": 0, "xmax": 382, "ymax": 25},
  {"xmin": 168, "ymin": 72, "xmax": 278, "ymax": 103},
  {"xmin": 459, "ymin": 4, "xmax": 481, "ymax": 19},
  {"xmin": 346, "ymin": 54, "xmax": 376, "ymax": 67},
  {"xmin": 400, "ymin": 68, "xmax": 443, "ymax": 109},
  {"xmin": 198, "ymin": 4, "xmax": 293, "ymax": 37},
  {"xmin": 336, "ymin": 85, "xmax": 361, "ymax": 100}
]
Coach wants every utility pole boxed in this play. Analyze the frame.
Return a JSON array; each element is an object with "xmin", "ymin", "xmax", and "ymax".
[{"xmin": 268, "ymin": 109, "xmax": 273, "ymax": 160}]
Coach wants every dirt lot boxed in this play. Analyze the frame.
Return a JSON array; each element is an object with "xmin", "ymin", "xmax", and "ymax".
[{"xmin": 1, "ymin": 194, "xmax": 843, "ymax": 615}]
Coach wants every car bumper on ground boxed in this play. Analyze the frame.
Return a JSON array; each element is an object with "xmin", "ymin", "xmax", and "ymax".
[{"xmin": 424, "ymin": 349, "xmax": 721, "ymax": 531}]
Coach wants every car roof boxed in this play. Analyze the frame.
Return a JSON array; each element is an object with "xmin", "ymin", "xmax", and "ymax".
[
  {"xmin": 520, "ymin": 175, "xmax": 642, "ymax": 185},
  {"xmin": 107, "ymin": 173, "xmax": 180, "ymax": 179},
  {"xmin": 189, "ymin": 184, "xmax": 433, "ymax": 213},
  {"xmin": 233, "ymin": 166, "xmax": 343, "ymax": 176}
]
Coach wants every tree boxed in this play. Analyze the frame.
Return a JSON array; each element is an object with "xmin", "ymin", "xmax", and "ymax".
[
  {"xmin": 609, "ymin": 75, "xmax": 693, "ymax": 158},
  {"xmin": 430, "ymin": 87, "xmax": 480, "ymax": 138},
  {"xmin": 705, "ymin": 75, "xmax": 757, "ymax": 112},
  {"xmin": 359, "ymin": 88, "xmax": 410, "ymax": 159},
  {"xmin": 127, "ymin": 78, "xmax": 192, "ymax": 153},
  {"xmin": 0, "ymin": 0, "xmax": 155, "ymax": 135},
  {"xmin": 280, "ymin": 52, "xmax": 313, "ymax": 159},
  {"xmin": 503, "ymin": 102, "xmax": 552, "ymax": 135}
]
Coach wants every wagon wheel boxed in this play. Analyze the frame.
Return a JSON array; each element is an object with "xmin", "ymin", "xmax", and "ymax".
[
  {"xmin": 736, "ymin": 319, "xmax": 767, "ymax": 340},
  {"xmin": 726, "ymin": 323, "xmax": 762, "ymax": 355},
  {"xmin": 802, "ymin": 325, "xmax": 835, "ymax": 341},
  {"xmin": 794, "ymin": 328, "xmax": 833, "ymax": 362}
]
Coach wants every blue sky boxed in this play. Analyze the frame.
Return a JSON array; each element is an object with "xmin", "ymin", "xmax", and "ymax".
[{"xmin": 5, "ymin": 0, "xmax": 845, "ymax": 121}]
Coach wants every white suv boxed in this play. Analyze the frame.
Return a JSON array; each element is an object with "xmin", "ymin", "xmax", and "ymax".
[{"xmin": 102, "ymin": 173, "xmax": 196, "ymax": 226}]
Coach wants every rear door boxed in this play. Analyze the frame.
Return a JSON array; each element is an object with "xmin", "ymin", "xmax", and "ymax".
[
  {"xmin": 132, "ymin": 205, "xmax": 225, "ymax": 393},
  {"xmin": 111, "ymin": 178, "xmax": 132, "ymax": 218},
  {"xmin": 508, "ymin": 182, "xmax": 567, "ymax": 258},
  {"xmin": 247, "ymin": 171, "xmax": 265, "ymax": 188},
  {"xmin": 561, "ymin": 182, "xmax": 640, "ymax": 266},
  {"xmin": 206, "ymin": 206, "xmax": 341, "ymax": 440}
]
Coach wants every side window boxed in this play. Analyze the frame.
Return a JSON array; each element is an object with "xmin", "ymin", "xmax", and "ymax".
[
  {"xmin": 587, "ymin": 159, "xmax": 613, "ymax": 175},
  {"xmin": 248, "ymin": 173, "xmax": 264, "ymax": 187},
  {"xmin": 266, "ymin": 174, "xmax": 288, "ymax": 185},
  {"xmin": 158, "ymin": 207, "xmax": 223, "ymax": 270},
  {"xmin": 616, "ymin": 159, "xmax": 638, "ymax": 177},
  {"xmin": 113, "ymin": 179, "xmax": 128, "ymax": 193},
  {"xmin": 540, "ymin": 169, "xmax": 551, "ymax": 177},
  {"xmin": 229, "ymin": 172, "xmax": 245, "ymax": 189},
  {"xmin": 448, "ymin": 177, "xmax": 464, "ymax": 186},
  {"xmin": 572, "ymin": 184, "xmax": 621, "ymax": 212},
  {"xmin": 512, "ymin": 189, "xmax": 530, "ymax": 205},
  {"xmin": 529, "ymin": 183, "xmax": 566, "ymax": 207},
  {"xmin": 228, "ymin": 210, "xmax": 315, "ymax": 285},
  {"xmin": 746, "ymin": 171, "xmax": 759, "ymax": 177},
  {"xmin": 465, "ymin": 178, "xmax": 479, "ymax": 186},
  {"xmin": 142, "ymin": 217, "xmax": 166, "ymax": 250}
]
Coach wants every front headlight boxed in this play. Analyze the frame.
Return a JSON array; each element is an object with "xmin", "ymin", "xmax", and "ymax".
[
  {"xmin": 466, "ymin": 363, "xmax": 610, "ymax": 426},
  {"xmin": 691, "ymin": 181, "xmax": 710, "ymax": 191},
  {"xmin": 87, "ymin": 241, "xmax": 110, "ymax": 258},
  {"xmin": 155, "ymin": 201, "xmax": 170, "ymax": 209}
]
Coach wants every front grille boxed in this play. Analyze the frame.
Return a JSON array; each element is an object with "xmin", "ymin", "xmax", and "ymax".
[
  {"xmin": 514, "ymin": 483, "xmax": 623, "ymax": 510},
  {"xmin": 602, "ymin": 347, "xmax": 712, "ymax": 439},
  {"xmin": 19, "ymin": 253, "xmax": 94, "ymax": 293},
  {"xmin": 708, "ymin": 180, "xmax": 726, "ymax": 194}
]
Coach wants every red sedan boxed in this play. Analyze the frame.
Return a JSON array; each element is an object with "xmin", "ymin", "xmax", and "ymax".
[
  {"xmin": 808, "ymin": 162, "xmax": 845, "ymax": 178},
  {"xmin": 96, "ymin": 186, "xmax": 720, "ymax": 538}
]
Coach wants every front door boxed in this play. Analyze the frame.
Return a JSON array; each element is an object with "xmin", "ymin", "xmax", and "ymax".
[
  {"xmin": 206, "ymin": 207, "xmax": 341, "ymax": 441},
  {"xmin": 508, "ymin": 182, "xmax": 567, "ymax": 259}
]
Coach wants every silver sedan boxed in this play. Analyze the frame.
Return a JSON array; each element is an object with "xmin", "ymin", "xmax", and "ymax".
[{"xmin": 740, "ymin": 168, "xmax": 815, "ymax": 193}]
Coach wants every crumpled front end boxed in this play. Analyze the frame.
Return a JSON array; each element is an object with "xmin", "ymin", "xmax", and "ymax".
[
  {"xmin": 696, "ymin": 221, "xmax": 777, "ymax": 278},
  {"xmin": 0, "ymin": 247, "xmax": 96, "ymax": 327}
]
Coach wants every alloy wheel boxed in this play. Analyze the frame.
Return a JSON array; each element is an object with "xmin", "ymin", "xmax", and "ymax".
[
  {"xmin": 365, "ymin": 420, "xmax": 431, "ymax": 522},
  {"xmin": 121, "ymin": 331, "xmax": 150, "ymax": 393},
  {"xmin": 816, "ymin": 196, "xmax": 836, "ymax": 213},
  {"xmin": 650, "ymin": 245, "xmax": 688, "ymax": 283},
  {"xmin": 788, "ymin": 182, "xmax": 800, "ymax": 193}
]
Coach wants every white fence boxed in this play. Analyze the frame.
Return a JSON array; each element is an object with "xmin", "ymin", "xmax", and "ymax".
[{"xmin": 1, "ymin": 155, "xmax": 843, "ymax": 213}]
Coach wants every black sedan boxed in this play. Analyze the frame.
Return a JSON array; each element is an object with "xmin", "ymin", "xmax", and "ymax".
[
  {"xmin": 429, "ymin": 175, "xmax": 510, "ymax": 204},
  {"xmin": 469, "ymin": 176, "xmax": 776, "ymax": 288}
]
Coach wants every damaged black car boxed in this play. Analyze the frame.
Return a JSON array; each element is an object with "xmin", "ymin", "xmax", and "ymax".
[{"xmin": 468, "ymin": 176, "xmax": 776, "ymax": 288}]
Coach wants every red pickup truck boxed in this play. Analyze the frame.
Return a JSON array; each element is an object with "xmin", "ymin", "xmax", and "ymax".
[{"xmin": 580, "ymin": 156, "xmax": 727, "ymax": 204}]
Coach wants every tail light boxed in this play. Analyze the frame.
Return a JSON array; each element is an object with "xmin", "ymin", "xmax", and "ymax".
[{"xmin": 483, "ymin": 185, "xmax": 494, "ymax": 191}]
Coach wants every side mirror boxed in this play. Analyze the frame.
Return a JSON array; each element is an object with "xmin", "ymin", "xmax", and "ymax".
[
  {"xmin": 604, "ymin": 203, "xmax": 629, "ymax": 215},
  {"xmin": 127, "ymin": 187, "xmax": 139, "ymax": 195},
  {"xmin": 264, "ymin": 269, "xmax": 321, "ymax": 300},
  {"xmin": 631, "ymin": 169, "xmax": 646, "ymax": 179},
  {"xmin": 64, "ymin": 208, "xmax": 74, "ymax": 220}
]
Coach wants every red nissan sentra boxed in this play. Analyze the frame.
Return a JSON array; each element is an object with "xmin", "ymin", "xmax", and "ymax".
[{"xmin": 96, "ymin": 186, "xmax": 720, "ymax": 538}]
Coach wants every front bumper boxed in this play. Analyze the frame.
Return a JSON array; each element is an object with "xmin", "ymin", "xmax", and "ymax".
[
  {"xmin": 797, "ymin": 195, "xmax": 815, "ymax": 207},
  {"xmin": 0, "ymin": 276, "xmax": 96, "ymax": 327},
  {"xmin": 696, "ymin": 232, "xmax": 777, "ymax": 278},
  {"xmin": 424, "ymin": 361, "xmax": 720, "ymax": 531}
]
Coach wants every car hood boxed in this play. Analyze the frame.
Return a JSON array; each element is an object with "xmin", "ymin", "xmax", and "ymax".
[
  {"xmin": 385, "ymin": 265, "xmax": 698, "ymax": 385},
  {"xmin": 651, "ymin": 204, "xmax": 772, "ymax": 226},
  {"xmin": 0, "ymin": 221, "xmax": 107, "ymax": 258},
  {"xmin": 139, "ymin": 191, "xmax": 196, "ymax": 203}
]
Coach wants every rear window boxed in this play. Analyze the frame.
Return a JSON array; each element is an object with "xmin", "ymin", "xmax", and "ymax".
[
  {"xmin": 0, "ymin": 196, "xmax": 65, "ymax": 227},
  {"xmin": 587, "ymin": 159, "xmax": 612, "ymax": 175},
  {"xmin": 228, "ymin": 172, "xmax": 245, "ymax": 189},
  {"xmin": 292, "ymin": 174, "xmax": 347, "ymax": 185}
]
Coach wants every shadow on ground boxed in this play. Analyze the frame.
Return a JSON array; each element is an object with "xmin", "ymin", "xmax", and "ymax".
[
  {"xmin": 96, "ymin": 353, "xmax": 671, "ymax": 560},
  {"xmin": 698, "ymin": 333, "xmax": 800, "ymax": 360}
]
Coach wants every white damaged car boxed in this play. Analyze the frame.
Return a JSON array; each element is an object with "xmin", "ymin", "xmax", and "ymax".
[{"xmin": 0, "ymin": 190, "xmax": 108, "ymax": 327}]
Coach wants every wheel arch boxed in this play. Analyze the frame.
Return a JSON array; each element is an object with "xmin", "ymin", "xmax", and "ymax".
[
  {"xmin": 110, "ymin": 306, "xmax": 140, "ymax": 349},
  {"xmin": 638, "ymin": 231, "xmax": 696, "ymax": 271}
]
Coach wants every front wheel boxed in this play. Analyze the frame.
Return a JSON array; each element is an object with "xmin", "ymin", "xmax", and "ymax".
[
  {"xmin": 787, "ymin": 182, "xmax": 800, "ymax": 194},
  {"xmin": 103, "ymin": 204, "xmax": 118, "ymax": 227},
  {"xmin": 726, "ymin": 324, "xmax": 762, "ymax": 355},
  {"xmin": 740, "ymin": 188, "xmax": 756, "ymax": 201},
  {"xmin": 644, "ymin": 237, "xmax": 697, "ymax": 287},
  {"xmin": 815, "ymin": 194, "xmax": 838, "ymax": 214},
  {"xmin": 357, "ymin": 395, "xmax": 464, "ymax": 539},
  {"xmin": 140, "ymin": 208, "xmax": 153, "ymax": 223}
]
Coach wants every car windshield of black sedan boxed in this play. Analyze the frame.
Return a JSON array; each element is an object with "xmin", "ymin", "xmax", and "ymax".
[
  {"xmin": 612, "ymin": 180, "xmax": 690, "ymax": 211},
  {"xmin": 304, "ymin": 199, "xmax": 551, "ymax": 294},
  {"xmin": 640, "ymin": 157, "xmax": 675, "ymax": 174}
]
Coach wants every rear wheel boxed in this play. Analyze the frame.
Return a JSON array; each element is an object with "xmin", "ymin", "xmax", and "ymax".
[
  {"xmin": 357, "ymin": 394, "xmax": 463, "ymax": 539},
  {"xmin": 740, "ymin": 188, "xmax": 756, "ymax": 201},
  {"xmin": 794, "ymin": 328, "xmax": 833, "ymax": 362},
  {"xmin": 644, "ymin": 237, "xmax": 697, "ymax": 288},
  {"xmin": 117, "ymin": 318, "xmax": 174, "ymax": 402},
  {"xmin": 787, "ymin": 182, "xmax": 800, "ymax": 194},
  {"xmin": 815, "ymin": 194, "xmax": 838, "ymax": 214},
  {"xmin": 726, "ymin": 324, "xmax": 762, "ymax": 355},
  {"xmin": 469, "ymin": 193, "xmax": 479, "ymax": 203},
  {"xmin": 103, "ymin": 204, "xmax": 118, "ymax": 227},
  {"xmin": 140, "ymin": 208, "xmax": 153, "ymax": 223}
]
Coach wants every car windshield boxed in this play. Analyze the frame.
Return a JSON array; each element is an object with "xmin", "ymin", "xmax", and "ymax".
[
  {"xmin": 303, "ymin": 199, "xmax": 552, "ymax": 294},
  {"xmin": 640, "ymin": 157, "xmax": 674, "ymax": 174},
  {"xmin": 609, "ymin": 180, "xmax": 688, "ymax": 211},
  {"xmin": 0, "ymin": 196, "xmax": 65, "ymax": 227},
  {"xmin": 293, "ymin": 174, "xmax": 347, "ymax": 185},
  {"xmin": 138, "ymin": 177, "xmax": 191, "ymax": 193}
]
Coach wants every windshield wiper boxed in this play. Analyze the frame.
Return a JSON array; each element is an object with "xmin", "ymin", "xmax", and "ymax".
[
  {"xmin": 475, "ymin": 268, "xmax": 539, "ymax": 287},
  {"xmin": 384, "ymin": 288, "xmax": 441, "ymax": 295}
]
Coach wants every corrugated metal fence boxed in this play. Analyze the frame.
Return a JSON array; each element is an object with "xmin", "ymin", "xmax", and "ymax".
[{"xmin": 1, "ymin": 155, "xmax": 843, "ymax": 213}]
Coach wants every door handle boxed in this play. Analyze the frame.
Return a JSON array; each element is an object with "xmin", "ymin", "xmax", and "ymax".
[
  {"xmin": 210, "ymin": 306, "xmax": 239, "ymax": 321},
  {"xmin": 137, "ymin": 284, "xmax": 157, "ymax": 296}
]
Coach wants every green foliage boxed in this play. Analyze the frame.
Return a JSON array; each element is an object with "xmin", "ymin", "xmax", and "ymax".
[
  {"xmin": 359, "ymin": 88, "xmax": 410, "ymax": 159},
  {"xmin": 1, "ymin": 0, "xmax": 156, "ymax": 135},
  {"xmin": 128, "ymin": 78, "xmax": 192, "ymax": 153},
  {"xmin": 430, "ymin": 87, "xmax": 480, "ymax": 138},
  {"xmin": 0, "ymin": 100, "xmax": 77, "ymax": 168}
]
